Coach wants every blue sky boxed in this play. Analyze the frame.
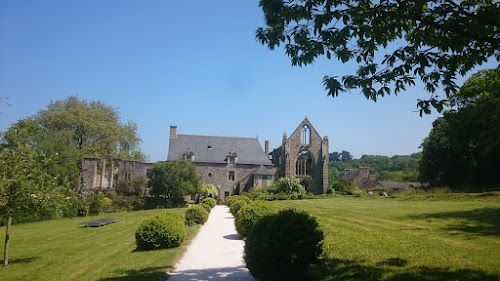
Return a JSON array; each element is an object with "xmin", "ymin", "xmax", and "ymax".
[{"xmin": 0, "ymin": 1, "xmax": 493, "ymax": 162}]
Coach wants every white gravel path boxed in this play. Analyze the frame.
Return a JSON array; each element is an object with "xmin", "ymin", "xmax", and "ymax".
[{"xmin": 167, "ymin": 205, "xmax": 255, "ymax": 281}]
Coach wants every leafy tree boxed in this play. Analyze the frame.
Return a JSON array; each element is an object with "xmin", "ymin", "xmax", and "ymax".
[
  {"xmin": 340, "ymin": 150, "xmax": 353, "ymax": 161},
  {"xmin": 198, "ymin": 184, "xmax": 219, "ymax": 199},
  {"xmin": 420, "ymin": 69, "xmax": 500, "ymax": 185},
  {"xmin": 329, "ymin": 150, "xmax": 353, "ymax": 162},
  {"xmin": 1, "ymin": 96, "xmax": 145, "ymax": 189},
  {"xmin": 328, "ymin": 151, "xmax": 340, "ymax": 162},
  {"xmin": 115, "ymin": 176, "xmax": 148, "ymax": 196},
  {"xmin": 0, "ymin": 144, "xmax": 59, "ymax": 266},
  {"xmin": 149, "ymin": 160, "xmax": 200, "ymax": 202},
  {"xmin": 256, "ymin": 0, "xmax": 500, "ymax": 114}
]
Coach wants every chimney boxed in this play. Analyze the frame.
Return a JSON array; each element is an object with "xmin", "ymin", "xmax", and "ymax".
[
  {"xmin": 359, "ymin": 167, "xmax": 369, "ymax": 179},
  {"xmin": 170, "ymin": 125, "xmax": 177, "ymax": 139},
  {"xmin": 265, "ymin": 140, "xmax": 269, "ymax": 155}
]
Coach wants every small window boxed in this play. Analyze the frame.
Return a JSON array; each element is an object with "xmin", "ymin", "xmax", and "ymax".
[
  {"xmin": 302, "ymin": 125, "xmax": 310, "ymax": 145},
  {"xmin": 224, "ymin": 191, "xmax": 230, "ymax": 198},
  {"xmin": 208, "ymin": 172, "xmax": 213, "ymax": 178},
  {"xmin": 228, "ymin": 171, "xmax": 235, "ymax": 181},
  {"xmin": 229, "ymin": 157, "xmax": 235, "ymax": 165}
]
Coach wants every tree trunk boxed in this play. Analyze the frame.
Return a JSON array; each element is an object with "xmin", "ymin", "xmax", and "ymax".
[{"xmin": 3, "ymin": 212, "xmax": 12, "ymax": 267}]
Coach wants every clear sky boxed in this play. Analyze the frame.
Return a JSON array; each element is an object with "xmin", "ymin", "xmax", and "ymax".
[{"xmin": 0, "ymin": 1, "xmax": 494, "ymax": 162}]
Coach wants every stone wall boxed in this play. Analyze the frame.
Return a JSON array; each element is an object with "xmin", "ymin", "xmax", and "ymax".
[
  {"xmin": 270, "ymin": 118, "xmax": 329, "ymax": 194},
  {"xmin": 195, "ymin": 162, "xmax": 268, "ymax": 201},
  {"xmin": 79, "ymin": 156, "xmax": 154, "ymax": 195}
]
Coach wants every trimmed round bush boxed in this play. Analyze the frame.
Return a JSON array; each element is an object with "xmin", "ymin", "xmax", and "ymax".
[
  {"xmin": 135, "ymin": 213, "xmax": 186, "ymax": 250},
  {"xmin": 235, "ymin": 201, "xmax": 275, "ymax": 238},
  {"xmin": 185, "ymin": 205, "xmax": 209, "ymax": 226},
  {"xmin": 244, "ymin": 208, "xmax": 324, "ymax": 281},
  {"xmin": 225, "ymin": 195, "xmax": 251, "ymax": 207},
  {"xmin": 201, "ymin": 197, "xmax": 216, "ymax": 208},
  {"xmin": 229, "ymin": 199, "xmax": 248, "ymax": 216},
  {"xmin": 200, "ymin": 203, "xmax": 212, "ymax": 214}
]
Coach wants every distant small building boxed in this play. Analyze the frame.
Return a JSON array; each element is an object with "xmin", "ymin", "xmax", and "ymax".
[
  {"xmin": 342, "ymin": 167, "xmax": 380, "ymax": 189},
  {"xmin": 342, "ymin": 167, "xmax": 429, "ymax": 190},
  {"xmin": 378, "ymin": 181, "xmax": 430, "ymax": 190}
]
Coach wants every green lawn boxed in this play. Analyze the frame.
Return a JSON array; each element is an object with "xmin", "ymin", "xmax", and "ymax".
[
  {"xmin": 269, "ymin": 195, "xmax": 500, "ymax": 281},
  {"xmin": 2, "ymin": 196, "xmax": 499, "ymax": 281},
  {"xmin": 0, "ymin": 209, "xmax": 200, "ymax": 281}
]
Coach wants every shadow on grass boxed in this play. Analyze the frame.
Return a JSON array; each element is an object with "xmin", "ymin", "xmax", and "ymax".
[
  {"xmin": 408, "ymin": 207, "xmax": 500, "ymax": 236},
  {"xmin": 308, "ymin": 258, "xmax": 500, "ymax": 281},
  {"xmin": 0, "ymin": 256, "xmax": 39, "ymax": 265},
  {"xmin": 98, "ymin": 266, "xmax": 172, "ymax": 281},
  {"xmin": 167, "ymin": 266, "xmax": 254, "ymax": 281}
]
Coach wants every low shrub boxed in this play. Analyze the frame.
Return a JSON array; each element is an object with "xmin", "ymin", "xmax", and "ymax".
[
  {"xmin": 244, "ymin": 208, "xmax": 324, "ymax": 281},
  {"xmin": 330, "ymin": 180, "xmax": 363, "ymax": 196},
  {"xmin": 225, "ymin": 195, "xmax": 251, "ymax": 207},
  {"xmin": 61, "ymin": 197, "xmax": 87, "ymax": 218},
  {"xmin": 201, "ymin": 197, "xmax": 216, "ymax": 208},
  {"xmin": 185, "ymin": 205, "xmax": 209, "ymax": 226},
  {"xmin": 268, "ymin": 177, "xmax": 305, "ymax": 194},
  {"xmin": 88, "ymin": 194, "xmax": 102, "ymax": 215},
  {"xmin": 99, "ymin": 196, "xmax": 113, "ymax": 212},
  {"xmin": 235, "ymin": 201, "xmax": 275, "ymax": 238},
  {"xmin": 250, "ymin": 192, "xmax": 315, "ymax": 201},
  {"xmin": 200, "ymin": 203, "xmax": 212, "ymax": 214},
  {"xmin": 135, "ymin": 213, "xmax": 186, "ymax": 250},
  {"xmin": 229, "ymin": 199, "xmax": 248, "ymax": 216}
]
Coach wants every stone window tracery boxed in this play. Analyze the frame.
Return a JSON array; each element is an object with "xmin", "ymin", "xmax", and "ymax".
[
  {"xmin": 296, "ymin": 150, "xmax": 312, "ymax": 176},
  {"xmin": 302, "ymin": 125, "xmax": 310, "ymax": 145}
]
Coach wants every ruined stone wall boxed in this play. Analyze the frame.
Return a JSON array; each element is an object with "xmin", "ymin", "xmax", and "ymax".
[
  {"xmin": 271, "ymin": 119, "xmax": 329, "ymax": 194},
  {"xmin": 79, "ymin": 156, "xmax": 154, "ymax": 195}
]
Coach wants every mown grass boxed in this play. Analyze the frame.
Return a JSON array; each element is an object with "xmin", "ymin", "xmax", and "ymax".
[
  {"xmin": 0, "ymin": 208, "xmax": 200, "ymax": 281},
  {"xmin": 269, "ymin": 194, "xmax": 500, "ymax": 281}
]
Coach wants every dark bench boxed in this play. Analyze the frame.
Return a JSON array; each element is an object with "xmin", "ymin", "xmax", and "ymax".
[{"xmin": 79, "ymin": 218, "xmax": 118, "ymax": 228}]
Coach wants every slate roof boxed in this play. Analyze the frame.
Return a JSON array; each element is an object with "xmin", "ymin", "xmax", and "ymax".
[
  {"xmin": 168, "ymin": 134, "xmax": 273, "ymax": 166},
  {"xmin": 253, "ymin": 165, "xmax": 275, "ymax": 175},
  {"xmin": 342, "ymin": 170, "xmax": 359, "ymax": 180},
  {"xmin": 379, "ymin": 181, "xmax": 430, "ymax": 189}
]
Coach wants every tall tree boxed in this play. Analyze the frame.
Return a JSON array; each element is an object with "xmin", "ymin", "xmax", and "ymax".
[
  {"xmin": 420, "ymin": 69, "xmax": 500, "ymax": 185},
  {"xmin": 0, "ymin": 144, "xmax": 58, "ymax": 266},
  {"xmin": 340, "ymin": 150, "xmax": 353, "ymax": 161},
  {"xmin": 149, "ymin": 160, "xmax": 200, "ymax": 202},
  {"xmin": 328, "ymin": 151, "xmax": 340, "ymax": 162},
  {"xmin": 1, "ymin": 96, "xmax": 145, "ymax": 189},
  {"xmin": 256, "ymin": 0, "xmax": 499, "ymax": 114}
]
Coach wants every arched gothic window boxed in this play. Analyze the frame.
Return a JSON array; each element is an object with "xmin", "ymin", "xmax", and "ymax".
[
  {"xmin": 296, "ymin": 150, "xmax": 312, "ymax": 176},
  {"xmin": 302, "ymin": 125, "xmax": 310, "ymax": 145}
]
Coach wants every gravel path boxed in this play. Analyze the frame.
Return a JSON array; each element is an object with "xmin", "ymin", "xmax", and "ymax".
[{"xmin": 167, "ymin": 205, "xmax": 255, "ymax": 281}]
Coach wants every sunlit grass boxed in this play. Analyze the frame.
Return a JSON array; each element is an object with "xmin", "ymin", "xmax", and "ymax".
[
  {"xmin": 269, "ymin": 195, "xmax": 500, "ymax": 281},
  {"xmin": 0, "ymin": 209, "xmax": 200, "ymax": 281}
]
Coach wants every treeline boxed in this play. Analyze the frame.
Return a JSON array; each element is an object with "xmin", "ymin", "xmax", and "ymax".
[
  {"xmin": 329, "ymin": 69, "xmax": 500, "ymax": 189},
  {"xmin": 420, "ymin": 69, "xmax": 500, "ymax": 186},
  {"xmin": 329, "ymin": 152, "xmax": 421, "ymax": 182}
]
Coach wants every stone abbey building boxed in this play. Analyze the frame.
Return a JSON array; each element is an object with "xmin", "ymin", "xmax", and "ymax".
[{"xmin": 79, "ymin": 118, "xmax": 329, "ymax": 200}]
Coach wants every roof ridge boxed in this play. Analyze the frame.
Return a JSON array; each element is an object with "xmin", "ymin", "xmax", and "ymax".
[{"xmin": 177, "ymin": 134, "xmax": 258, "ymax": 140}]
